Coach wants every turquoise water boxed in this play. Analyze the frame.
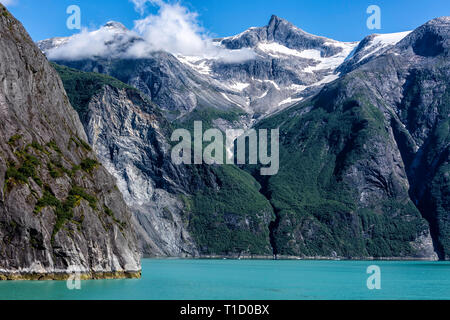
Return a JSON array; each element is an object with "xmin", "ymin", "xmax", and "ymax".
[{"xmin": 1, "ymin": 259, "xmax": 450, "ymax": 300}]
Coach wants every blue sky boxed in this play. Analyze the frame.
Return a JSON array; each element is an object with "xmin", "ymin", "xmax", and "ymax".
[{"xmin": 4, "ymin": 0, "xmax": 450, "ymax": 42}]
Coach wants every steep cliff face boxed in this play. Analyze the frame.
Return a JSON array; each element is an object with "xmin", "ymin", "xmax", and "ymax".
[
  {"xmin": 389, "ymin": 17, "xmax": 450, "ymax": 259},
  {"xmin": 54, "ymin": 64, "xmax": 274, "ymax": 257},
  {"xmin": 0, "ymin": 5, "xmax": 140, "ymax": 279},
  {"xmin": 254, "ymin": 81, "xmax": 437, "ymax": 259},
  {"xmin": 253, "ymin": 17, "xmax": 450, "ymax": 260},
  {"xmin": 84, "ymin": 85, "xmax": 199, "ymax": 256}
]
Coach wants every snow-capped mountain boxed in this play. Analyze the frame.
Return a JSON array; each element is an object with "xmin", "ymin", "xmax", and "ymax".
[
  {"xmin": 38, "ymin": 21, "xmax": 143, "ymax": 60},
  {"xmin": 337, "ymin": 31, "xmax": 412, "ymax": 73},
  {"xmin": 37, "ymin": 15, "xmax": 412, "ymax": 126},
  {"xmin": 176, "ymin": 15, "xmax": 359, "ymax": 117}
]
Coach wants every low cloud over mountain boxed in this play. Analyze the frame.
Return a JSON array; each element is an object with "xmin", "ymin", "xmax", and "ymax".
[{"xmin": 45, "ymin": 0, "xmax": 255, "ymax": 63}]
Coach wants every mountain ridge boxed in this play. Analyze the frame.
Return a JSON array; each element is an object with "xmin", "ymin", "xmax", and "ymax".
[{"xmin": 37, "ymin": 15, "xmax": 411, "ymax": 125}]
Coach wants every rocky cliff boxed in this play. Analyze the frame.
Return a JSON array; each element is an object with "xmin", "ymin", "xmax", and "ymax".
[
  {"xmin": 0, "ymin": 4, "xmax": 140, "ymax": 279},
  {"xmin": 252, "ymin": 17, "xmax": 449, "ymax": 259},
  {"xmin": 53, "ymin": 64, "xmax": 274, "ymax": 257}
]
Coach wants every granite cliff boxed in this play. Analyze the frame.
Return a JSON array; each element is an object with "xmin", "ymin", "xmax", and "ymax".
[{"xmin": 0, "ymin": 4, "xmax": 141, "ymax": 279}]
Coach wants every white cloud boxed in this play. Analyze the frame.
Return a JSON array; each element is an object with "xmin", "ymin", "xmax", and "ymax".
[
  {"xmin": 47, "ymin": 24, "xmax": 140, "ymax": 60},
  {"xmin": 130, "ymin": 0, "xmax": 152, "ymax": 15},
  {"xmin": 2, "ymin": 0, "xmax": 17, "ymax": 6},
  {"xmin": 132, "ymin": 1, "xmax": 207, "ymax": 56},
  {"xmin": 129, "ymin": 0, "xmax": 256, "ymax": 62},
  {"xmin": 46, "ymin": 0, "xmax": 255, "ymax": 63}
]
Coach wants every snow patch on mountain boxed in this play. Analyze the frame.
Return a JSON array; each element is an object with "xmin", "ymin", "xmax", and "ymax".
[
  {"xmin": 176, "ymin": 55, "xmax": 212, "ymax": 75},
  {"xmin": 37, "ymin": 14, "xmax": 413, "ymax": 124},
  {"xmin": 303, "ymin": 41, "xmax": 358, "ymax": 73},
  {"xmin": 228, "ymin": 82, "xmax": 250, "ymax": 92},
  {"xmin": 278, "ymin": 97, "xmax": 303, "ymax": 107},
  {"xmin": 257, "ymin": 42, "xmax": 312, "ymax": 58},
  {"xmin": 357, "ymin": 31, "xmax": 412, "ymax": 62}
]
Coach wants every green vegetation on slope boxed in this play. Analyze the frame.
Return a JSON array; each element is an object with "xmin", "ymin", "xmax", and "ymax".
[
  {"xmin": 55, "ymin": 63, "xmax": 275, "ymax": 256},
  {"xmin": 187, "ymin": 165, "xmax": 274, "ymax": 255},
  {"xmin": 249, "ymin": 78, "xmax": 430, "ymax": 258},
  {"xmin": 52, "ymin": 63, "xmax": 135, "ymax": 121},
  {"xmin": 176, "ymin": 105, "xmax": 247, "ymax": 130},
  {"xmin": 34, "ymin": 185, "xmax": 97, "ymax": 243},
  {"xmin": 3, "ymin": 135, "xmax": 122, "ymax": 245}
]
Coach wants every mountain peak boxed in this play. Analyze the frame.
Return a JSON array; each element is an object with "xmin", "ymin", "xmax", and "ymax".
[
  {"xmin": 267, "ymin": 14, "xmax": 308, "ymax": 38},
  {"xmin": 394, "ymin": 16, "xmax": 450, "ymax": 58},
  {"xmin": 268, "ymin": 15, "xmax": 292, "ymax": 28},
  {"xmin": 103, "ymin": 21, "xmax": 128, "ymax": 31},
  {"xmin": 268, "ymin": 15, "xmax": 282, "ymax": 24},
  {"xmin": 425, "ymin": 16, "xmax": 450, "ymax": 26}
]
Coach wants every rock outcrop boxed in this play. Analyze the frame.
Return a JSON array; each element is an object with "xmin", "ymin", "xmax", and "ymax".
[
  {"xmin": 0, "ymin": 4, "xmax": 140, "ymax": 279},
  {"xmin": 84, "ymin": 84, "xmax": 199, "ymax": 256}
]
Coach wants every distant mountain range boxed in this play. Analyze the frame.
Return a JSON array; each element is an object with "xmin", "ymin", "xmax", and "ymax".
[{"xmin": 37, "ymin": 16, "xmax": 413, "ymax": 126}]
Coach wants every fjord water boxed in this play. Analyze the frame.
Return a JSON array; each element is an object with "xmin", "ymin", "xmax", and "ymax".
[{"xmin": 1, "ymin": 259, "xmax": 449, "ymax": 300}]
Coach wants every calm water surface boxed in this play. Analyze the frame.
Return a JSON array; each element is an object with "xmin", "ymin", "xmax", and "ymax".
[{"xmin": 1, "ymin": 259, "xmax": 449, "ymax": 300}]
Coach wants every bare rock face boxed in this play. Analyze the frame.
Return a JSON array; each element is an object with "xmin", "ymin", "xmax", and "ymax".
[
  {"xmin": 0, "ymin": 4, "xmax": 140, "ymax": 279},
  {"xmin": 84, "ymin": 85, "xmax": 199, "ymax": 256},
  {"xmin": 53, "ymin": 63, "xmax": 275, "ymax": 258}
]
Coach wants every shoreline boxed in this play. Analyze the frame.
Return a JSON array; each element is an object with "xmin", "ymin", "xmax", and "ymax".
[
  {"xmin": 1, "ymin": 256, "xmax": 445, "ymax": 281},
  {"xmin": 144, "ymin": 255, "xmax": 441, "ymax": 262},
  {"xmin": 0, "ymin": 270, "xmax": 142, "ymax": 281}
]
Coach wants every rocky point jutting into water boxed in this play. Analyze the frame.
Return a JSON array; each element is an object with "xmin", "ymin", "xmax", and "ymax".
[{"xmin": 0, "ymin": 4, "xmax": 141, "ymax": 280}]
